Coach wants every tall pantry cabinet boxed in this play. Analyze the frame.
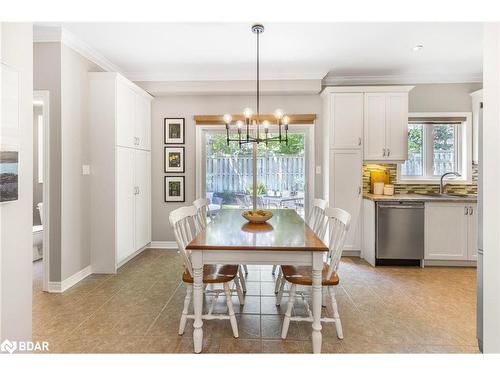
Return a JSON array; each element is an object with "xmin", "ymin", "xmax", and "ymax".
[
  {"xmin": 89, "ymin": 73, "xmax": 153, "ymax": 273},
  {"xmin": 321, "ymin": 86, "xmax": 413, "ymax": 254}
]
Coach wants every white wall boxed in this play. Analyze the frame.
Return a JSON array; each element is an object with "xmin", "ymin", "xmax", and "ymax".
[
  {"xmin": 0, "ymin": 22, "xmax": 33, "ymax": 342},
  {"xmin": 482, "ymin": 22, "xmax": 500, "ymax": 353},
  {"xmin": 148, "ymin": 94, "xmax": 322, "ymax": 242}
]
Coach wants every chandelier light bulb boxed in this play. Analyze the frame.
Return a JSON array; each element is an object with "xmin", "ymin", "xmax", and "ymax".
[
  {"xmin": 274, "ymin": 108, "xmax": 284, "ymax": 120},
  {"xmin": 282, "ymin": 115, "xmax": 290, "ymax": 125},
  {"xmin": 236, "ymin": 120, "xmax": 244, "ymax": 128},
  {"xmin": 243, "ymin": 107, "xmax": 253, "ymax": 118},
  {"xmin": 263, "ymin": 120, "xmax": 270, "ymax": 129},
  {"xmin": 223, "ymin": 114, "xmax": 232, "ymax": 124}
]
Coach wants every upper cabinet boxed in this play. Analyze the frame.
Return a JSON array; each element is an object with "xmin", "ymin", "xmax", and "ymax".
[
  {"xmin": 328, "ymin": 93, "xmax": 364, "ymax": 149},
  {"xmin": 470, "ymin": 89, "xmax": 483, "ymax": 165},
  {"xmin": 364, "ymin": 91, "xmax": 410, "ymax": 161},
  {"xmin": 321, "ymin": 86, "xmax": 413, "ymax": 162},
  {"xmin": 115, "ymin": 76, "xmax": 152, "ymax": 150}
]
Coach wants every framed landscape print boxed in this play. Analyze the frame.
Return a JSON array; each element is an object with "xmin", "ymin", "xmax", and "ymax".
[
  {"xmin": 164, "ymin": 146, "xmax": 185, "ymax": 173},
  {"xmin": 164, "ymin": 118, "xmax": 185, "ymax": 144},
  {"xmin": 164, "ymin": 176, "xmax": 185, "ymax": 202},
  {"xmin": 1, "ymin": 64, "xmax": 20, "ymax": 203}
]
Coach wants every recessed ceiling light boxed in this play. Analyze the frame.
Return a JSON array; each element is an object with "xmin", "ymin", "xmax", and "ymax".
[{"xmin": 413, "ymin": 44, "xmax": 424, "ymax": 51}]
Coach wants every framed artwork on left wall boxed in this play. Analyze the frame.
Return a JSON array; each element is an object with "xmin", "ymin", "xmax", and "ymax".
[{"xmin": 164, "ymin": 176, "xmax": 185, "ymax": 202}]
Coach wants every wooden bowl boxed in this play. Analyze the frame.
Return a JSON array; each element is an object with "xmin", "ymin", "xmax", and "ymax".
[{"xmin": 242, "ymin": 210, "xmax": 273, "ymax": 224}]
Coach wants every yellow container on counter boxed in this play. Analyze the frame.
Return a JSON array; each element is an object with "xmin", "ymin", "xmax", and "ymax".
[{"xmin": 370, "ymin": 169, "xmax": 390, "ymax": 193}]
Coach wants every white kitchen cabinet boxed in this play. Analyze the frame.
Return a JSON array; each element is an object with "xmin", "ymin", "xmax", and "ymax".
[
  {"xmin": 89, "ymin": 72, "xmax": 153, "ymax": 273},
  {"xmin": 134, "ymin": 149, "xmax": 152, "ymax": 251},
  {"xmin": 328, "ymin": 93, "xmax": 364, "ymax": 149},
  {"xmin": 363, "ymin": 93, "xmax": 386, "ymax": 160},
  {"xmin": 116, "ymin": 75, "xmax": 151, "ymax": 150},
  {"xmin": 329, "ymin": 149, "xmax": 363, "ymax": 252},
  {"xmin": 467, "ymin": 203, "xmax": 478, "ymax": 260},
  {"xmin": 425, "ymin": 202, "xmax": 477, "ymax": 261},
  {"xmin": 470, "ymin": 89, "xmax": 483, "ymax": 165},
  {"xmin": 117, "ymin": 147, "xmax": 136, "ymax": 262},
  {"xmin": 364, "ymin": 91, "xmax": 410, "ymax": 162},
  {"xmin": 135, "ymin": 94, "xmax": 152, "ymax": 151}
]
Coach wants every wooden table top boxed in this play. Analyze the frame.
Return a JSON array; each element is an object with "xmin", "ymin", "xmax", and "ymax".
[{"xmin": 186, "ymin": 209, "xmax": 328, "ymax": 252}]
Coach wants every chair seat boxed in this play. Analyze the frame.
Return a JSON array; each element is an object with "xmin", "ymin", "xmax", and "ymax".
[
  {"xmin": 182, "ymin": 264, "xmax": 238, "ymax": 284},
  {"xmin": 281, "ymin": 263, "xmax": 339, "ymax": 286}
]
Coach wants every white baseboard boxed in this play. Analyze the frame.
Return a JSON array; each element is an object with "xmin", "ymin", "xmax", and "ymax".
[
  {"xmin": 47, "ymin": 265, "xmax": 92, "ymax": 293},
  {"xmin": 342, "ymin": 250, "xmax": 361, "ymax": 257},
  {"xmin": 423, "ymin": 259, "xmax": 477, "ymax": 267},
  {"xmin": 148, "ymin": 241, "xmax": 178, "ymax": 250}
]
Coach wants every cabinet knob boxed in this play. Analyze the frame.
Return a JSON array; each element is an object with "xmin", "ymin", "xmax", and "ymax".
[
  {"xmin": 464, "ymin": 206, "xmax": 468, "ymax": 215},
  {"xmin": 387, "ymin": 148, "xmax": 390, "ymax": 157},
  {"xmin": 383, "ymin": 148, "xmax": 386, "ymax": 157},
  {"xmin": 469, "ymin": 206, "xmax": 473, "ymax": 215},
  {"xmin": 358, "ymin": 137, "xmax": 362, "ymax": 146}
]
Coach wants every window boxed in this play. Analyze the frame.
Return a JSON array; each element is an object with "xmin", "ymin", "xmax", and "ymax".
[{"xmin": 399, "ymin": 113, "xmax": 471, "ymax": 183}]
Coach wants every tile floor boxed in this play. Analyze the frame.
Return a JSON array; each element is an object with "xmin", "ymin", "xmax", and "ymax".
[{"xmin": 33, "ymin": 249, "xmax": 480, "ymax": 354}]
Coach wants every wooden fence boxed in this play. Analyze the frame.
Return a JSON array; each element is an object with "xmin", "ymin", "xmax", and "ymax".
[
  {"xmin": 401, "ymin": 151, "xmax": 455, "ymax": 176},
  {"xmin": 206, "ymin": 155, "xmax": 305, "ymax": 194}
]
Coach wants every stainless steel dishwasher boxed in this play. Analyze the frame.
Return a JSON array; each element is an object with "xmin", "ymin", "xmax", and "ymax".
[{"xmin": 376, "ymin": 201, "xmax": 424, "ymax": 266}]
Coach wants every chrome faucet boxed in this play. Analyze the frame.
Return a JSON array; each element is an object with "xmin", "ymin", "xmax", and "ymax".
[{"xmin": 440, "ymin": 172, "xmax": 461, "ymax": 194}]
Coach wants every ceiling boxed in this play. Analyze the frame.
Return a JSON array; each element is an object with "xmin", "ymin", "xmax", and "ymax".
[{"xmin": 38, "ymin": 22, "xmax": 483, "ymax": 83}]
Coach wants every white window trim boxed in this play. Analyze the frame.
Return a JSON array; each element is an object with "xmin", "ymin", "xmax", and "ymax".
[
  {"xmin": 397, "ymin": 112, "xmax": 472, "ymax": 185},
  {"xmin": 195, "ymin": 124, "xmax": 315, "ymax": 218}
]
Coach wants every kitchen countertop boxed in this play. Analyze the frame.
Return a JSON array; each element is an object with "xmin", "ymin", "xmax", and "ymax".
[{"xmin": 363, "ymin": 192, "xmax": 477, "ymax": 203}]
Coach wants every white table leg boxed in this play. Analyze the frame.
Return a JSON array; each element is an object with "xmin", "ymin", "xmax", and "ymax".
[
  {"xmin": 311, "ymin": 252, "xmax": 323, "ymax": 354},
  {"xmin": 191, "ymin": 251, "xmax": 204, "ymax": 353}
]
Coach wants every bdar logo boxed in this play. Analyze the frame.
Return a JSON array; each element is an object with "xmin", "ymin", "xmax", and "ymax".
[{"xmin": 1, "ymin": 339, "xmax": 17, "ymax": 354}]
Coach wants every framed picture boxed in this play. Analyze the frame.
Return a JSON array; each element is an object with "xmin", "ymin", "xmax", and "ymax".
[
  {"xmin": 164, "ymin": 146, "xmax": 185, "ymax": 173},
  {"xmin": 164, "ymin": 118, "xmax": 185, "ymax": 144},
  {"xmin": 164, "ymin": 176, "xmax": 185, "ymax": 202},
  {"xmin": 1, "ymin": 64, "xmax": 20, "ymax": 203}
]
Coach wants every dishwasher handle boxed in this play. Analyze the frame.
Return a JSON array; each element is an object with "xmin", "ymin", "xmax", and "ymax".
[{"xmin": 378, "ymin": 203, "xmax": 424, "ymax": 209}]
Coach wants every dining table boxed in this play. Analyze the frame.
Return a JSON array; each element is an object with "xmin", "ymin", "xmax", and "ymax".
[{"xmin": 185, "ymin": 208, "xmax": 329, "ymax": 354}]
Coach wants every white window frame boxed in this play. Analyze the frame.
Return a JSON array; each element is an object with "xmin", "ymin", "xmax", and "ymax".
[
  {"xmin": 397, "ymin": 112, "xmax": 472, "ymax": 184},
  {"xmin": 195, "ymin": 124, "xmax": 315, "ymax": 218}
]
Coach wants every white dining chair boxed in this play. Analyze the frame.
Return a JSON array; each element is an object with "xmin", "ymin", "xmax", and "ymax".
[
  {"xmin": 169, "ymin": 205, "xmax": 241, "ymax": 338},
  {"xmin": 193, "ymin": 198, "xmax": 247, "ymax": 294},
  {"xmin": 273, "ymin": 199, "xmax": 328, "ymax": 291},
  {"xmin": 280, "ymin": 207, "xmax": 351, "ymax": 340}
]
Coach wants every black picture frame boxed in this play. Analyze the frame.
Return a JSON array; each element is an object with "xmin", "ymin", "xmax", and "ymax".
[
  {"xmin": 164, "ymin": 176, "xmax": 185, "ymax": 202},
  {"xmin": 164, "ymin": 118, "xmax": 185, "ymax": 144},
  {"xmin": 164, "ymin": 146, "xmax": 185, "ymax": 173}
]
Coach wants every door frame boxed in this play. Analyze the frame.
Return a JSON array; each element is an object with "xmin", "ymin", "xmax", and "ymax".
[
  {"xmin": 33, "ymin": 90, "xmax": 50, "ymax": 292},
  {"xmin": 195, "ymin": 124, "xmax": 315, "ymax": 218}
]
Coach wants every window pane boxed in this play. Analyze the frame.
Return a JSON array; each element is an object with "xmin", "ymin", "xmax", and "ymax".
[
  {"xmin": 432, "ymin": 124, "xmax": 456, "ymax": 175},
  {"xmin": 401, "ymin": 123, "xmax": 424, "ymax": 176}
]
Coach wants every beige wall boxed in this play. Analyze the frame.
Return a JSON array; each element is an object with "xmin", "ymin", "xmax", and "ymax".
[
  {"xmin": 33, "ymin": 42, "xmax": 102, "ymax": 281},
  {"xmin": 33, "ymin": 42, "xmax": 62, "ymax": 281},
  {"xmin": 149, "ymin": 94, "xmax": 322, "ymax": 242},
  {"xmin": 409, "ymin": 83, "xmax": 482, "ymax": 112},
  {"xmin": 0, "ymin": 22, "xmax": 33, "ymax": 342},
  {"xmin": 149, "ymin": 83, "xmax": 481, "ymax": 243}
]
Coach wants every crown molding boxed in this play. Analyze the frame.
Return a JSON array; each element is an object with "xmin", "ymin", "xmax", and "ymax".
[
  {"xmin": 33, "ymin": 25, "xmax": 123, "ymax": 74},
  {"xmin": 322, "ymin": 73, "xmax": 483, "ymax": 86}
]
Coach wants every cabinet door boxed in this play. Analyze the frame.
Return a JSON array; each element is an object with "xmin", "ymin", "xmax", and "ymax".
[
  {"xmin": 116, "ymin": 81, "xmax": 136, "ymax": 148},
  {"xmin": 468, "ymin": 203, "xmax": 478, "ymax": 261},
  {"xmin": 134, "ymin": 150, "xmax": 151, "ymax": 250},
  {"xmin": 329, "ymin": 93, "xmax": 364, "ymax": 149},
  {"xmin": 135, "ymin": 94, "xmax": 151, "ymax": 151},
  {"xmin": 385, "ymin": 93, "xmax": 408, "ymax": 161},
  {"xmin": 363, "ymin": 93, "xmax": 386, "ymax": 160},
  {"xmin": 116, "ymin": 147, "xmax": 136, "ymax": 263},
  {"xmin": 425, "ymin": 202, "xmax": 468, "ymax": 260},
  {"xmin": 330, "ymin": 149, "xmax": 363, "ymax": 251}
]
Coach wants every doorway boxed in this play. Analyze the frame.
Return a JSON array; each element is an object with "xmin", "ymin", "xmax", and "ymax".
[{"xmin": 33, "ymin": 90, "xmax": 49, "ymax": 292}]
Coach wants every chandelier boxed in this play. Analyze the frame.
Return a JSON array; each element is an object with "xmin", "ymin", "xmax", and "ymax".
[{"xmin": 223, "ymin": 24, "xmax": 289, "ymax": 147}]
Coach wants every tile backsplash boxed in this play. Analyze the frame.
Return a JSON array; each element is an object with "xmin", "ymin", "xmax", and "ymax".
[{"xmin": 362, "ymin": 163, "xmax": 478, "ymax": 195}]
